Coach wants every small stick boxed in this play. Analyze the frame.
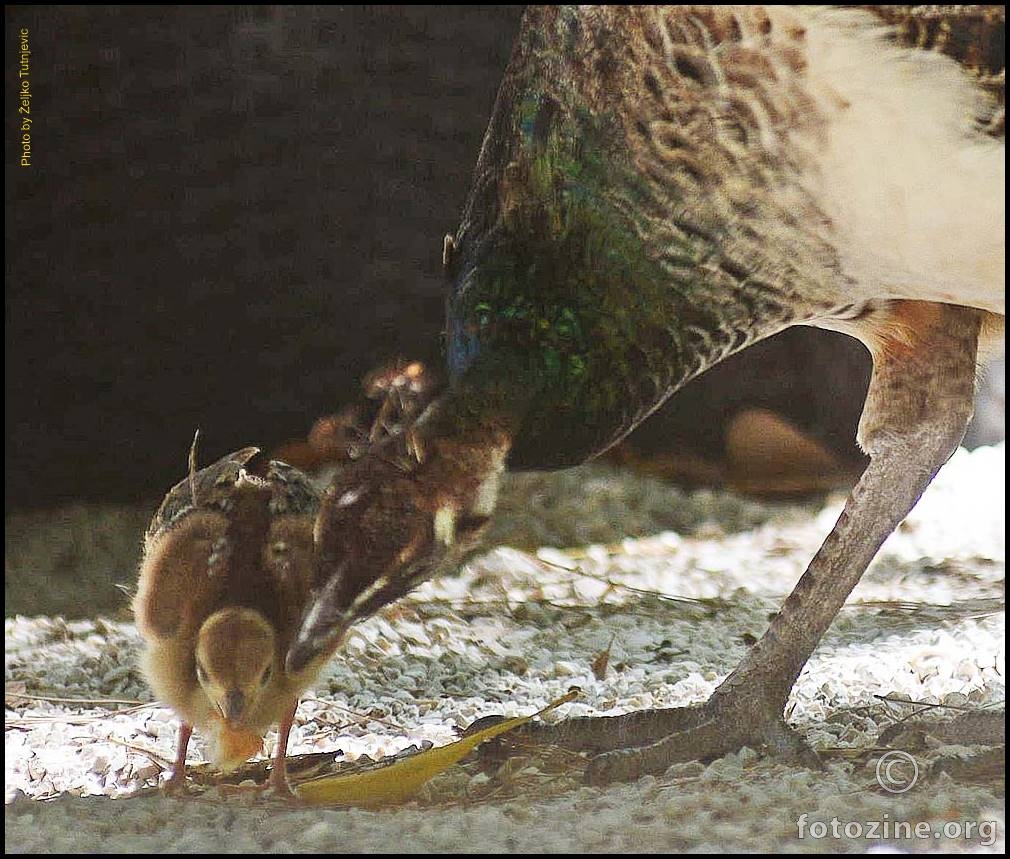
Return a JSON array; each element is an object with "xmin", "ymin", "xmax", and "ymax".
[
  {"xmin": 105, "ymin": 737, "xmax": 174, "ymax": 771},
  {"xmin": 533, "ymin": 554, "xmax": 722, "ymax": 608},
  {"xmin": 10, "ymin": 693, "xmax": 147, "ymax": 707},
  {"xmin": 301, "ymin": 697, "xmax": 408, "ymax": 732}
]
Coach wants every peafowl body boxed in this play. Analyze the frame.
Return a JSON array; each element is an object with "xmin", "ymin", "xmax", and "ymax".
[{"xmin": 290, "ymin": 6, "xmax": 1005, "ymax": 782}]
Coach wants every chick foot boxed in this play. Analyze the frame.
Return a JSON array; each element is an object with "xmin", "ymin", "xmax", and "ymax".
[
  {"xmin": 162, "ymin": 771, "xmax": 193, "ymax": 797},
  {"xmin": 264, "ymin": 768, "xmax": 299, "ymax": 803},
  {"xmin": 215, "ymin": 773, "xmax": 299, "ymax": 803}
]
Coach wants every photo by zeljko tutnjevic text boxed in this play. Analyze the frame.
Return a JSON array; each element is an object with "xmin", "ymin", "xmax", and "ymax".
[{"xmin": 16, "ymin": 26, "xmax": 33, "ymax": 167}]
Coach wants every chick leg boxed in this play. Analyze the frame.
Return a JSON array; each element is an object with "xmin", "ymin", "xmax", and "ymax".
[
  {"xmin": 164, "ymin": 722, "xmax": 193, "ymax": 794},
  {"xmin": 268, "ymin": 700, "xmax": 298, "ymax": 798},
  {"xmin": 523, "ymin": 303, "xmax": 983, "ymax": 784}
]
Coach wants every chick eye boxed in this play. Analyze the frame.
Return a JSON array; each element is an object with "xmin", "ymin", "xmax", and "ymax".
[
  {"xmin": 260, "ymin": 665, "xmax": 273, "ymax": 687},
  {"xmin": 195, "ymin": 662, "xmax": 208, "ymax": 684}
]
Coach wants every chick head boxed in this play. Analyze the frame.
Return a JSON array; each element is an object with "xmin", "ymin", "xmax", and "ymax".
[{"xmin": 195, "ymin": 607, "xmax": 277, "ymax": 729}]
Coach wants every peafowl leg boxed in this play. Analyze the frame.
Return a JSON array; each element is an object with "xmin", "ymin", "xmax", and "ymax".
[{"xmin": 526, "ymin": 303, "xmax": 984, "ymax": 784}]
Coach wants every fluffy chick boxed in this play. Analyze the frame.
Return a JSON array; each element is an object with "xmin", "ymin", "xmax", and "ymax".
[{"xmin": 134, "ymin": 446, "xmax": 326, "ymax": 796}]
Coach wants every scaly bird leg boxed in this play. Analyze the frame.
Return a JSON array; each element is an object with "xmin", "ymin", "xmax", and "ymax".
[
  {"xmin": 164, "ymin": 722, "xmax": 193, "ymax": 795},
  {"xmin": 520, "ymin": 302, "xmax": 983, "ymax": 785}
]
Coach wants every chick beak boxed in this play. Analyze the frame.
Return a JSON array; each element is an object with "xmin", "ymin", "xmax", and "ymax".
[{"xmin": 219, "ymin": 689, "xmax": 246, "ymax": 724}]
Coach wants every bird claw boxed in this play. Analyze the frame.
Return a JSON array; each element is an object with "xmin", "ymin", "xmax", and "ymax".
[
  {"xmin": 584, "ymin": 706, "xmax": 819, "ymax": 786},
  {"xmin": 486, "ymin": 693, "xmax": 819, "ymax": 786}
]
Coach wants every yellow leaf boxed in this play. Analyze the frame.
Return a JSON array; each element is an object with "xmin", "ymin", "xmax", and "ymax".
[{"xmin": 296, "ymin": 689, "xmax": 579, "ymax": 807}]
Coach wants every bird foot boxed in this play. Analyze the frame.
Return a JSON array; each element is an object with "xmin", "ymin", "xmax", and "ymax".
[
  {"xmin": 491, "ymin": 691, "xmax": 818, "ymax": 786},
  {"xmin": 265, "ymin": 770, "xmax": 300, "ymax": 804},
  {"xmin": 582, "ymin": 704, "xmax": 818, "ymax": 786},
  {"xmin": 210, "ymin": 769, "xmax": 301, "ymax": 804},
  {"xmin": 162, "ymin": 770, "xmax": 193, "ymax": 797}
]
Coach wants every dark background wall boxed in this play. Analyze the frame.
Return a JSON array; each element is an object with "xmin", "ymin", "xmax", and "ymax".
[
  {"xmin": 6, "ymin": 6, "xmax": 524, "ymax": 506},
  {"xmin": 5, "ymin": 6, "xmax": 1001, "ymax": 510}
]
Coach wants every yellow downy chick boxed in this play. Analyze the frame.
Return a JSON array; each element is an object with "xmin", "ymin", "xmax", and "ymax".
[{"xmin": 135, "ymin": 446, "xmax": 327, "ymax": 796}]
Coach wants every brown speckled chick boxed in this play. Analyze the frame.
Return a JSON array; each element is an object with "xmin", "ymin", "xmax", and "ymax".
[{"xmin": 134, "ymin": 446, "xmax": 326, "ymax": 796}]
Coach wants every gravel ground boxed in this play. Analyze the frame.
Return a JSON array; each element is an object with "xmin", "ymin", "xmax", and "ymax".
[{"xmin": 5, "ymin": 445, "xmax": 1005, "ymax": 853}]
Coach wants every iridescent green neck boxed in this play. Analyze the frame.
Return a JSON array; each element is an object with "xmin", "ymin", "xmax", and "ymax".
[{"xmin": 448, "ymin": 95, "xmax": 730, "ymax": 465}]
